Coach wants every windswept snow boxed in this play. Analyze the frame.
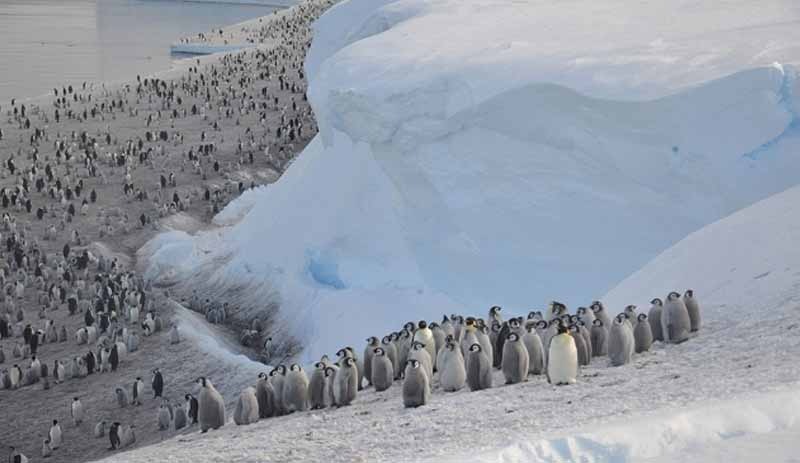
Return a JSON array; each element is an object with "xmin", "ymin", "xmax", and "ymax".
[
  {"xmin": 118, "ymin": 184, "xmax": 800, "ymax": 462},
  {"xmin": 144, "ymin": 0, "xmax": 800, "ymax": 362}
]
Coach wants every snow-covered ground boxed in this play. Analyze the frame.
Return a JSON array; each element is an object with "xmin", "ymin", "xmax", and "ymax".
[
  {"xmin": 117, "ymin": 183, "xmax": 800, "ymax": 462},
  {"xmin": 142, "ymin": 0, "xmax": 800, "ymax": 362}
]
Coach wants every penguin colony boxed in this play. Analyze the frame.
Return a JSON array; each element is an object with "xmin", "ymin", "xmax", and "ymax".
[
  {"xmin": 153, "ymin": 290, "xmax": 701, "ymax": 442},
  {"xmin": 0, "ymin": 0, "xmax": 335, "ymax": 460}
]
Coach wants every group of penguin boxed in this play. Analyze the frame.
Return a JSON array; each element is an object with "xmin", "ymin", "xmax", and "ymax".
[{"xmin": 179, "ymin": 289, "xmax": 702, "ymax": 441}]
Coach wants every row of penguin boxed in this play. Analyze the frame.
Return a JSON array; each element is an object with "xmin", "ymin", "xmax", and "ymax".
[{"xmin": 190, "ymin": 290, "xmax": 701, "ymax": 431}]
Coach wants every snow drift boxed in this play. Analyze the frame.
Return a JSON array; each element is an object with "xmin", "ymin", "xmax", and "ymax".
[{"xmin": 143, "ymin": 0, "xmax": 800, "ymax": 360}]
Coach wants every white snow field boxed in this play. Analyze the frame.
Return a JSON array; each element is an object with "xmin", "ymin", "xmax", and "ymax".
[
  {"xmin": 118, "ymin": 184, "xmax": 800, "ymax": 462},
  {"xmin": 143, "ymin": 0, "xmax": 800, "ymax": 362}
]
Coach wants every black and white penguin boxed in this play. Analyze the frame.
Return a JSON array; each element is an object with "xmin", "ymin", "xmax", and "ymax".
[
  {"xmin": 115, "ymin": 387, "xmax": 129, "ymax": 408},
  {"xmin": 185, "ymin": 393, "xmax": 199, "ymax": 424},
  {"xmin": 234, "ymin": 386, "xmax": 260, "ymax": 425},
  {"xmin": 590, "ymin": 319, "xmax": 608, "ymax": 356},
  {"xmin": 157, "ymin": 402, "xmax": 171, "ymax": 430},
  {"xmin": 436, "ymin": 338, "xmax": 466, "ymax": 392},
  {"xmin": 590, "ymin": 301, "xmax": 611, "ymax": 329},
  {"xmin": 308, "ymin": 363, "xmax": 328, "ymax": 409},
  {"xmin": 465, "ymin": 343, "xmax": 492, "ymax": 391},
  {"xmin": 362, "ymin": 336, "xmax": 379, "ymax": 386},
  {"xmin": 608, "ymin": 314, "xmax": 634, "ymax": 366},
  {"xmin": 48, "ymin": 420, "xmax": 62, "ymax": 449},
  {"xmin": 197, "ymin": 377, "xmax": 225, "ymax": 432},
  {"xmin": 547, "ymin": 322, "xmax": 578, "ymax": 385},
  {"xmin": 152, "ymin": 368, "xmax": 164, "ymax": 398},
  {"xmin": 402, "ymin": 359, "xmax": 430, "ymax": 408},
  {"xmin": 173, "ymin": 403, "xmax": 188, "ymax": 430},
  {"xmin": 132, "ymin": 377, "xmax": 144, "ymax": 405},
  {"xmin": 408, "ymin": 341, "xmax": 433, "ymax": 383},
  {"xmin": 108, "ymin": 422, "xmax": 121, "ymax": 450},
  {"xmin": 648, "ymin": 298, "xmax": 664, "ymax": 341},
  {"xmin": 255, "ymin": 373, "xmax": 277, "ymax": 417},
  {"xmin": 683, "ymin": 289, "xmax": 701, "ymax": 332},
  {"xmin": 71, "ymin": 397, "xmax": 84, "ymax": 425},
  {"xmin": 333, "ymin": 357, "xmax": 358, "ymax": 406},
  {"xmin": 569, "ymin": 324, "xmax": 590, "ymax": 366},
  {"xmin": 370, "ymin": 347, "xmax": 394, "ymax": 392}
]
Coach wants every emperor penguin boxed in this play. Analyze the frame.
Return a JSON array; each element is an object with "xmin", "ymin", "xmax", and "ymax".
[
  {"xmin": 490, "ymin": 322, "xmax": 504, "ymax": 368},
  {"xmin": 381, "ymin": 335, "xmax": 399, "ymax": 379},
  {"xmin": 269, "ymin": 365, "xmax": 287, "ymax": 416},
  {"xmin": 169, "ymin": 325, "xmax": 180, "ymax": 344},
  {"xmin": 173, "ymin": 403, "xmax": 188, "ymax": 430},
  {"xmin": 158, "ymin": 402, "xmax": 172, "ymax": 430},
  {"xmin": 109, "ymin": 422, "xmax": 121, "ymax": 450},
  {"xmin": 437, "ymin": 340, "xmax": 466, "ymax": 392},
  {"xmin": 49, "ymin": 420, "xmax": 62, "ymax": 449},
  {"xmin": 547, "ymin": 322, "xmax": 578, "ymax": 385},
  {"xmin": 234, "ymin": 386, "xmax": 260, "ymax": 425},
  {"xmin": 254, "ymin": 372, "xmax": 277, "ymax": 417},
  {"xmin": 197, "ymin": 377, "xmax": 225, "ymax": 432},
  {"xmin": 501, "ymin": 332, "xmax": 529, "ymax": 384},
  {"xmin": 333, "ymin": 357, "xmax": 358, "ymax": 406},
  {"xmin": 465, "ymin": 343, "xmax": 492, "ymax": 391},
  {"xmin": 590, "ymin": 301, "xmax": 611, "ymax": 329},
  {"xmin": 336, "ymin": 347, "xmax": 361, "ymax": 391},
  {"xmin": 569, "ymin": 324, "xmax": 590, "ymax": 366},
  {"xmin": 578, "ymin": 320, "xmax": 593, "ymax": 359},
  {"xmin": 362, "ymin": 337, "xmax": 379, "ymax": 386},
  {"xmin": 488, "ymin": 305, "xmax": 503, "ymax": 326},
  {"xmin": 54, "ymin": 360, "xmax": 65, "ymax": 384},
  {"xmin": 440, "ymin": 315, "xmax": 455, "ymax": 338},
  {"xmin": 71, "ymin": 397, "xmax": 84, "ymax": 425},
  {"xmin": 662, "ymin": 291, "xmax": 691, "ymax": 344},
  {"xmin": 94, "ymin": 420, "xmax": 106, "ymax": 438},
  {"xmin": 10, "ymin": 364, "xmax": 21, "ymax": 388},
  {"xmin": 460, "ymin": 318, "xmax": 480, "ymax": 358},
  {"xmin": 623, "ymin": 305, "xmax": 638, "ymax": 328},
  {"xmin": 116, "ymin": 387, "xmax": 129, "ymax": 408},
  {"xmin": 590, "ymin": 319, "xmax": 608, "ymax": 356},
  {"xmin": 282, "ymin": 364, "xmax": 309, "ymax": 413},
  {"xmin": 120, "ymin": 424, "xmax": 136, "ymax": 447},
  {"xmin": 324, "ymin": 365, "xmax": 338, "ymax": 407},
  {"xmin": 521, "ymin": 324, "xmax": 545, "ymax": 375},
  {"xmin": 476, "ymin": 323, "xmax": 494, "ymax": 367},
  {"xmin": 152, "ymin": 368, "xmax": 164, "ymax": 398},
  {"xmin": 648, "ymin": 298, "xmax": 664, "ymax": 341},
  {"xmin": 683, "ymin": 289, "xmax": 701, "ymax": 332},
  {"xmin": 402, "ymin": 359, "xmax": 430, "ymax": 408},
  {"xmin": 634, "ymin": 313, "xmax": 653, "ymax": 353},
  {"xmin": 132, "ymin": 377, "xmax": 144, "ymax": 405},
  {"xmin": 577, "ymin": 306, "xmax": 595, "ymax": 326},
  {"xmin": 308, "ymin": 363, "xmax": 328, "ymax": 409},
  {"xmin": 429, "ymin": 322, "xmax": 446, "ymax": 358},
  {"xmin": 412, "ymin": 321, "xmax": 436, "ymax": 370},
  {"xmin": 408, "ymin": 341, "xmax": 433, "ymax": 382},
  {"xmin": 608, "ymin": 314, "xmax": 634, "ymax": 366},
  {"xmin": 370, "ymin": 347, "xmax": 394, "ymax": 392}
]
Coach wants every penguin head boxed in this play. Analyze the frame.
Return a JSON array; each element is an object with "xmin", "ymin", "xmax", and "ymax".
[
  {"xmin": 344, "ymin": 357, "xmax": 356, "ymax": 368},
  {"xmin": 381, "ymin": 335, "xmax": 392, "ymax": 345},
  {"xmin": 52, "ymin": 419, "xmax": 58, "ymax": 425},
  {"xmin": 684, "ymin": 289, "xmax": 694, "ymax": 298},
  {"xmin": 625, "ymin": 304, "xmax": 637, "ymax": 313},
  {"xmin": 404, "ymin": 321, "xmax": 415, "ymax": 331},
  {"xmin": 535, "ymin": 320, "xmax": 548, "ymax": 330},
  {"xmin": 489, "ymin": 306, "xmax": 501, "ymax": 316},
  {"xmin": 324, "ymin": 366, "xmax": 336, "ymax": 378},
  {"xmin": 278, "ymin": 364, "xmax": 287, "ymax": 374},
  {"xmin": 373, "ymin": 347, "xmax": 385, "ymax": 356},
  {"xmin": 197, "ymin": 376, "xmax": 207, "ymax": 387},
  {"xmin": 399, "ymin": 329, "xmax": 410, "ymax": 340},
  {"xmin": 445, "ymin": 341, "xmax": 456, "ymax": 351},
  {"xmin": 507, "ymin": 332, "xmax": 519, "ymax": 342},
  {"xmin": 667, "ymin": 291, "xmax": 681, "ymax": 301},
  {"xmin": 336, "ymin": 348, "xmax": 348, "ymax": 359},
  {"xmin": 651, "ymin": 298, "xmax": 663, "ymax": 307},
  {"xmin": 577, "ymin": 307, "xmax": 587, "ymax": 315},
  {"xmin": 465, "ymin": 317, "xmax": 476, "ymax": 327},
  {"xmin": 444, "ymin": 334, "xmax": 454, "ymax": 344},
  {"xmin": 366, "ymin": 336, "xmax": 378, "ymax": 345},
  {"xmin": 184, "ymin": 393, "xmax": 192, "ymax": 400},
  {"xmin": 591, "ymin": 301, "xmax": 603, "ymax": 312},
  {"xmin": 614, "ymin": 314, "xmax": 626, "ymax": 324},
  {"xmin": 569, "ymin": 324, "xmax": 580, "ymax": 334},
  {"xmin": 509, "ymin": 318, "xmax": 521, "ymax": 329},
  {"xmin": 412, "ymin": 341, "xmax": 426, "ymax": 351},
  {"xmin": 418, "ymin": 320, "xmax": 427, "ymax": 330},
  {"xmin": 637, "ymin": 313, "xmax": 648, "ymax": 322},
  {"xmin": 428, "ymin": 322, "xmax": 439, "ymax": 329},
  {"xmin": 290, "ymin": 363, "xmax": 302, "ymax": 372},
  {"xmin": 491, "ymin": 322, "xmax": 502, "ymax": 333},
  {"xmin": 568, "ymin": 315, "xmax": 579, "ymax": 324},
  {"xmin": 468, "ymin": 343, "xmax": 482, "ymax": 353},
  {"xmin": 556, "ymin": 322, "xmax": 569, "ymax": 335},
  {"xmin": 406, "ymin": 359, "xmax": 420, "ymax": 369},
  {"xmin": 441, "ymin": 314, "xmax": 450, "ymax": 323}
]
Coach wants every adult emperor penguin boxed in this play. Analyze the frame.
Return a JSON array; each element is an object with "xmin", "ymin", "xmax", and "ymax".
[
  {"xmin": 152, "ymin": 368, "xmax": 164, "ymax": 398},
  {"xmin": 283, "ymin": 364, "xmax": 309, "ymax": 413},
  {"xmin": 408, "ymin": 341, "xmax": 434, "ymax": 382},
  {"xmin": 173, "ymin": 402, "xmax": 188, "ymax": 430},
  {"xmin": 308, "ymin": 363, "xmax": 328, "ymax": 409},
  {"xmin": 370, "ymin": 347, "xmax": 394, "ymax": 392},
  {"xmin": 648, "ymin": 298, "xmax": 664, "ymax": 341},
  {"xmin": 683, "ymin": 289, "xmax": 701, "ymax": 332},
  {"xmin": 402, "ymin": 359, "xmax": 430, "ymax": 408},
  {"xmin": 197, "ymin": 377, "xmax": 225, "ymax": 432},
  {"xmin": 363, "ymin": 337, "xmax": 379, "ymax": 386},
  {"xmin": 158, "ymin": 402, "xmax": 172, "ymax": 430},
  {"xmin": 437, "ymin": 339, "xmax": 466, "ymax": 392},
  {"xmin": 590, "ymin": 301, "xmax": 611, "ymax": 329},
  {"xmin": 662, "ymin": 291, "xmax": 691, "ymax": 344},
  {"xmin": 234, "ymin": 386, "xmax": 260, "ymax": 425},
  {"xmin": 49, "ymin": 419, "xmax": 62, "ymax": 449},
  {"xmin": 71, "ymin": 397, "xmax": 84, "ymax": 425},
  {"xmin": 334, "ymin": 357, "xmax": 358, "ymax": 406},
  {"xmin": 501, "ymin": 332, "xmax": 529, "ymax": 384},
  {"xmin": 521, "ymin": 324, "xmax": 545, "ymax": 375},
  {"xmin": 132, "ymin": 377, "xmax": 144, "ymax": 405},
  {"xmin": 465, "ymin": 343, "xmax": 492, "ymax": 391},
  {"xmin": 608, "ymin": 314, "xmax": 634, "ymax": 366},
  {"xmin": 590, "ymin": 319, "xmax": 608, "ymax": 356},
  {"xmin": 634, "ymin": 313, "xmax": 653, "ymax": 353},
  {"xmin": 412, "ymin": 321, "xmax": 436, "ymax": 371},
  {"xmin": 547, "ymin": 322, "xmax": 578, "ymax": 385}
]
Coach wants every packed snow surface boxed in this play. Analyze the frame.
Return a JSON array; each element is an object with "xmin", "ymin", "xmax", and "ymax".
[
  {"xmin": 144, "ymin": 0, "xmax": 800, "ymax": 361},
  {"xmin": 119, "ymin": 183, "xmax": 800, "ymax": 462}
]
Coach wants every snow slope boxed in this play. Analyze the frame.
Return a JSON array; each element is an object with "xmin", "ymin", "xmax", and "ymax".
[
  {"xmin": 143, "ymin": 0, "xmax": 800, "ymax": 361},
  {"xmin": 114, "ymin": 184, "xmax": 800, "ymax": 462}
]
